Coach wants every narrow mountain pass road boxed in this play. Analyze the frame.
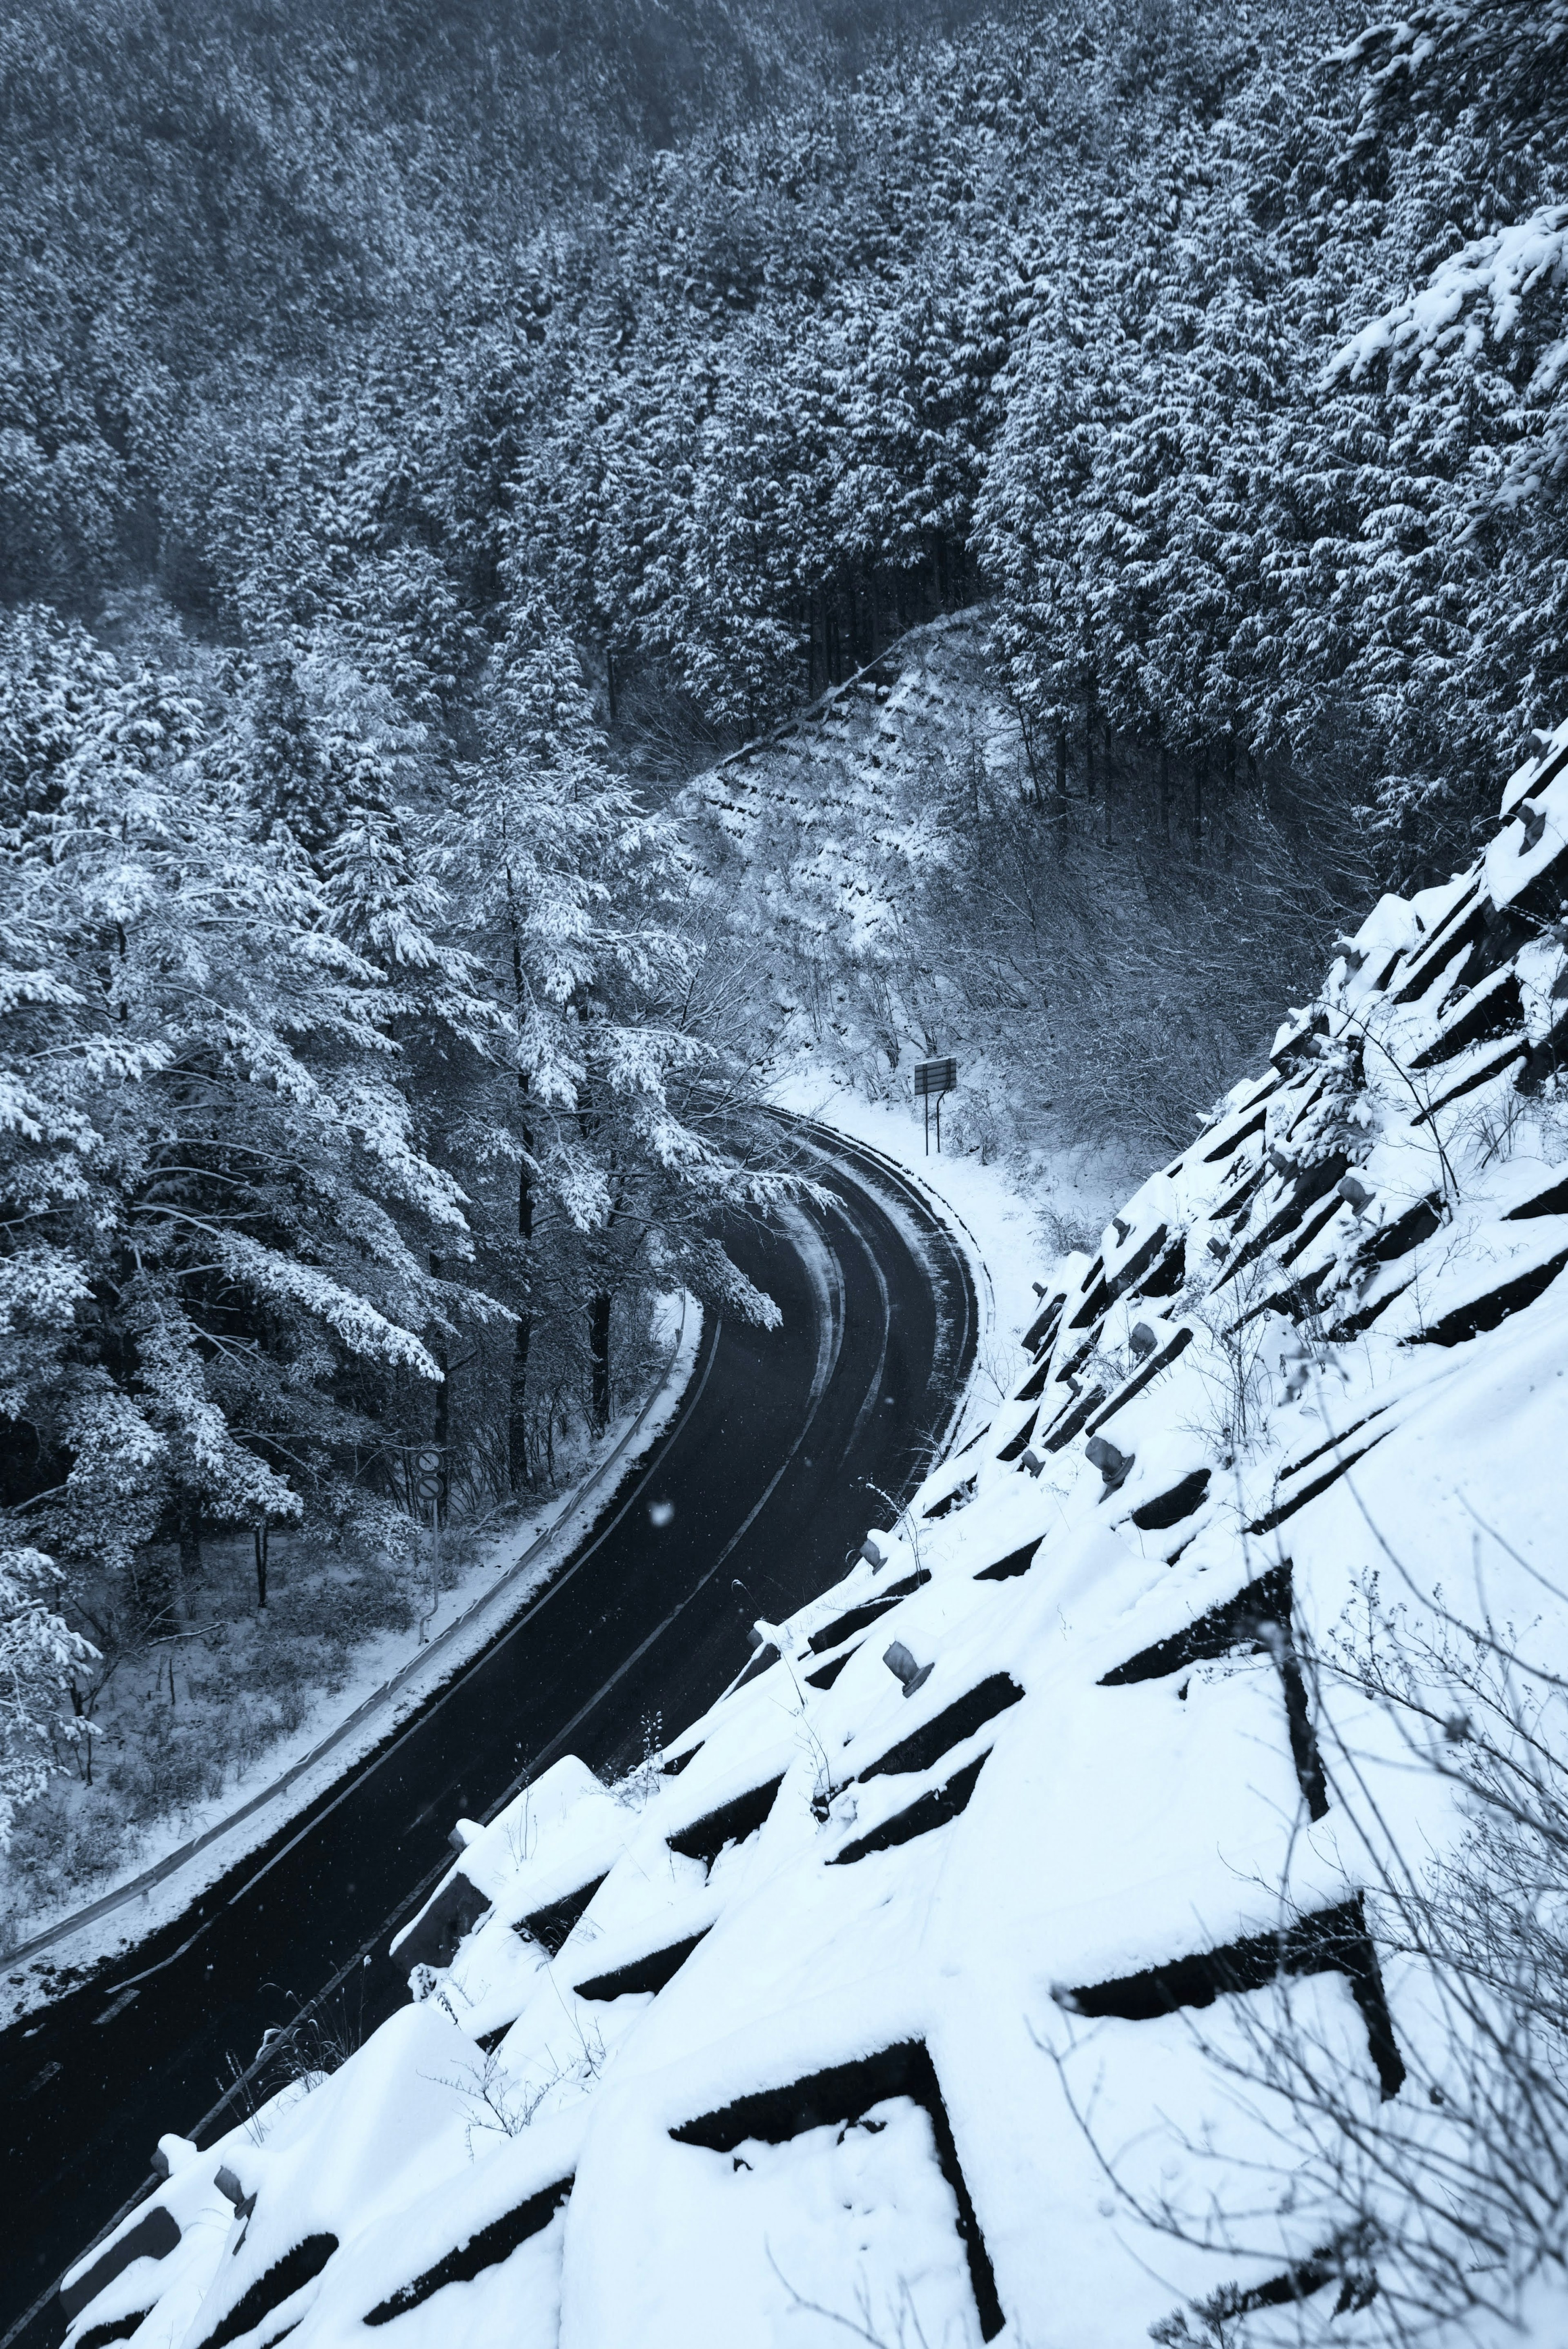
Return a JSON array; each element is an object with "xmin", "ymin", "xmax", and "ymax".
[{"xmin": 0, "ymin": 1125, "xmax": 977, "ymax": 2349}]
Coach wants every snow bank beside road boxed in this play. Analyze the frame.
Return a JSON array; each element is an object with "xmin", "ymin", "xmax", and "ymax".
[{"xmin": 61, "ymin": 749, "xmax": 1568, "ymax": 2346}]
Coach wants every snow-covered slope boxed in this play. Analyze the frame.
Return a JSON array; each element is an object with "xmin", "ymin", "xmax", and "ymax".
[
  {"xmin": 59, "ymin": 744, "xmax": 1568, "ymax": 2346},
  {"xmin": 679, "ymin": 611, "xmax": 1009, "ymax": 995}
]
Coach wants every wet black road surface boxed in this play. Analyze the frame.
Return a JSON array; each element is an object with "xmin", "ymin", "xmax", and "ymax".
[{"xmin": 0, "ymin": 1125, "xmax": 976, "ymax": 2345}]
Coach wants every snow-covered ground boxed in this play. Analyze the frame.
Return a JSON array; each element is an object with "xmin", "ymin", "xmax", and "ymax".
[
  {"xmin": 56, "ymin": 740, "xmax": 1568, "ymax": 2347},
  {"xmin": 0, "ymin": 1297, "xmax": 702, "ymax": 2030}
]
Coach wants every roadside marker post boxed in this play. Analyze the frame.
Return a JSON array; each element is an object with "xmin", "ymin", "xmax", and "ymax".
[{"xmin": 913, "ymin": 1056, "xmax": 958, "ymax": 1154}]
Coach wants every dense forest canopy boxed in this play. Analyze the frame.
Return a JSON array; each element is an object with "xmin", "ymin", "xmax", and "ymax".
[{"xmin": 6, "ymin": 0, "xmax": 1568, "ymax": 1827}]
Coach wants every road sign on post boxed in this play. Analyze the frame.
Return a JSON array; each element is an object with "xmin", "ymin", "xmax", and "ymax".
[{"xmin": 913, "ymin": 1055, "xmax": 958, "ymax": 1155}]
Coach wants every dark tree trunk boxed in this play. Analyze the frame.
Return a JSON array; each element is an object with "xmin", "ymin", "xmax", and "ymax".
[
  {"xmin": 1083, "ymin": 680, "xmax": 1096, "ymax": 816},
  {"xmin": 254, "ymin": 1524, "xmax": 269, "ymax": 1610},
  {"xmin": 1223, "ymin": 735, "xmax": 1238, "ymax": 865},
  {"xmin": 176, "ymin": 1491, "xmax": 200, "ymax": 1620},
  {"xmin": 508, "ymin": 1313, "xmax": 533, "ymax": 1494},
  {"xmin": 510, "ymin": 1095, "xmax": 535, "ymax": 1493},
  {"xmin": 432, "ymin": 1355, "xmax": 450, "ymax": 1524},
  {"xmin": 1159, "ymin": 745, "xmax": 1172, "ymax": 841},
  {"xmin": 1194, "ymin": 755, "xmax": 1207, "ymax": 863},
  {"xmin": 430, "ymin": 1249, "xmax": 450, "ymax": 1526},
  {"xmin": 589, "ymin": 1291, "xmax": 612, "ymax": 1432}
]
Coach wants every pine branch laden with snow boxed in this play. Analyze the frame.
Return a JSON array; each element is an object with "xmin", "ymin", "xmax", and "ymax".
[
  {"xmin": 0, "ymin": 622, "xmax": 464, "ymax": 1636},
  {"xmin": 0, "ymin": 602, "xmax": 809, "ymax": 1818},
  {"xmin": 58, "ymin": 749, "xmax": 1568, "ymax": 2346}
]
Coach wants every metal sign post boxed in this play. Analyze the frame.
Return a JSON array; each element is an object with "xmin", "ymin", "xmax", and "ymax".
[
  {"xmin": 913, "ymin": 1056, "xmax": 958, "ymax": 1154},
  {"xmin": 415, "ymin": 1444, "xmax": 447, "ymax": 1526}
]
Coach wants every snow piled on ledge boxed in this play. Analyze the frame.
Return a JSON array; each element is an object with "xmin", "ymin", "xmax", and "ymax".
[{"xmin": 62, "ymin": 752, "xmax": 1568, "ymax": 2346}]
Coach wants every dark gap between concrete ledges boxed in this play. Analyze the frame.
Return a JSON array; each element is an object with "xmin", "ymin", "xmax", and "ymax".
[
  {"xmin": 364, "ymin": 2181, "xmax": 570, "ymax": 2325},
  {"xmin": 1064, "ymin": 1895, "xmax": 1404, "ymax": 2099},
  {"xmin": 1411, "ymin": 1038, "xmax": 1525, "ymax": 1126},
  {"xmin": 1363, "ymin": 1192, "xmax": 1443, "ymax": 1263},
  {"xmin": 1247, "ymin": 1436, "xmax": 1390, "ymax": 1537},
  {"xmin": 1022, "ymin": 1293, "xmax": 1062, "ymax": 1355},
  {"xmin": 924, "ymin": 1475, "xmax": 977, "ymax": 1521},
  {"xmin": 994, "ymin": 1411, "xmax": 1038, "ymax": 1463},
  {"xmin": 1131, "ymin": 1236, "xmax": 1187, "ymax": 1300},
  {"xmin": 666, "ymin": 1774, "xmax": 785, "ymax": 1870},
  {"xmin": 1407, "ymin": 969, "xmax": 1522, "ymax": 1071},
  {"xmin": 1388, "ymin": 884, "xmax": 1483, "ymax": 1004},
  {"xmin": 1062, "ymin": 1258, "xmax": 1104, "ymax": 1332},
  {"xmin": 1507, "ymin": 1170, "xmax": 1568, "ymax": 1219},
  {"xmin": 831, "ymin": 1751, "xmax": 989, "ymax": 1863},
  {"xmin": 1220, "ymin": 1156, "xmax": 1350, "ymax": 1288},
  {"xmin": 733, "ymin": 1640, "xmax": 782, "ymax": 1691},
  {"xmin": 1040, "ymin": 1382, "xmax": 1105, "ymax": 1453},
  {"xmin": 1013, "ymin": 1351, "xmax": 1054, "ymax": 1402},
  {"xmin": 1278, "ymin": 1190, "xmax": 1349, "ymax": 1271},
  {"xmin": 1413, "ymin": 1248, "xmax": 1568, "ymax": 1347},
  {"xmin": 1101, "ymin": 1567, "xmax": 1293, "ymax": 1685},
  {"xmin": 61, "ymin": 2208, "xmax": 181, "ymax": 2323},
  {"xmin": 76, "ymin": 2314, "xmax": 154, "ymax": 2349},
  {"xmin": 860, "ymin": 1675, "xmax": 1023, "ymax": 1782},
  {"xmin": 516, "ymin": 1874, "xmax": 610, "ymax": 1957},
  {"xmin": 1329, "ymin": 1275, "xmax": 1416, "ymax": 1342},
  {"xmin": 574, "ymin": 1928, "xmax": 712, "ymax": 2001},
  {"xmin": 1100, "ymin": 1565, "xmax": 1328, "ymax": 1821},
  {"xmin": 396, "ymin": 1870, "xmax": 490, "ymax": 1974},
  {"xmin": 1085, "ymin": 1327, "xmax": 1195, "ymax": 1440},
  {"xmin": 804, "ymin": 1647, "xmax": 856, "ymax": 1690},
  {"xmin": 807, "ymin": 1571, "xmax": 927, "ymax": 1656},
  {"xmin": 662, "ymin": 1741, "xmax": 703, "ymax": 1775},
  {"xmin": 1068, "ymin": 1225, "xmax": 1170, "ymax": 1333},
  {"xmin": 975, "ymin": 1538, "xmax": 1041, "ymax": 1582},
  {"xmin": 1128, "ymin": 1467, "xmax": 1210, "ymax": 1532},
  {"xmin": 1201, "ymin": 1106, "xmax": 1268, "ymax": 1164},
  {"xmin": 671, "ymin": 2041, "xmax": 1004, "ymax": 2339},
  {"xmin": 1276, "ymin": 1407, "xmax": 1392, "ymax": 1486},
  {"xmin": 197, "ymin": 2236, "xmax": 339, "ymax": 2349}
]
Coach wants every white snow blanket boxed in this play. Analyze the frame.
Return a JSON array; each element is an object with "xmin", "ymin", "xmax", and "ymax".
[{"xmin": 60, "ymin": 738, "xmax": 1568, "ymax": 2346}]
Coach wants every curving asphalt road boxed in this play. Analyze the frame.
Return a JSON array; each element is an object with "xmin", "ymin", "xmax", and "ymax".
[{"xmin": 0, "ymin": 1126, "xmax": 976, "ymax": 2349}]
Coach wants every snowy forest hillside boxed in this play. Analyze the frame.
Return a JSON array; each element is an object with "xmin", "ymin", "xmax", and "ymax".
[{"xmin": 9, "ymin": 0, "xmax": 1568, "ymax": 1922}]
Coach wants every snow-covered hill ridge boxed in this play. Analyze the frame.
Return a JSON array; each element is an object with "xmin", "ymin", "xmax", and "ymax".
[{"xmin": 60, "ymin": 746, "xmax": 1568, "ymax": 2346}]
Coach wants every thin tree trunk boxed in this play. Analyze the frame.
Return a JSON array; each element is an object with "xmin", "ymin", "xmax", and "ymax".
[
  {"xmin": 254, "ymin": 1524, "xmax": 269, "ymax": 1610},
  {"xmin": 1194, "ymin": 755, "xmax": 1206, "ymax": 863},
  {"xmin": 430, "ymin": 1250, "xmax": 450, "ymax": 1527},
  {"xmin": 508, "ymin": 1313, "xmax": 533, "ymax": 1494},
  {"xmin": 510, "ymin": 1090, "xmax": 535, "ymax": 1495},
  {"xmin": 175, "ymin": 1491, "xmax": 199, "ymax": 1622},
  {"xmin": 1223, "ymin": 734, "xmax": 1238, "ymax": 865},
  {"xmin": 1159, "ymin": 745, "xmax": 1172, "ymax": 842},
  {"xmin": 589, "ymin": 1291, "xmax": 612, "ymax": 1432},
  {"xmin": 1083, "ymin": 680, "xmax": 1096, "ymax": 821}
]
